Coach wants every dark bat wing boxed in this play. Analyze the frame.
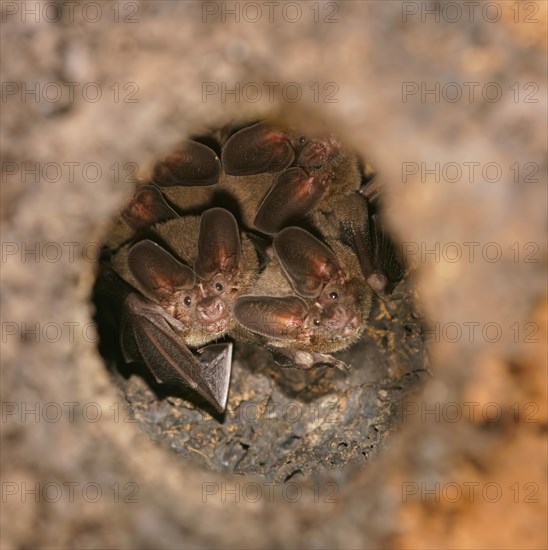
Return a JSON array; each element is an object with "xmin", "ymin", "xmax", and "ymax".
[
  {"xmin": 359, "ymin": 177, "xmax": 382, "ymax": 203},
  {"xmin": 358, "ymin": 178, "xmax": 405, "ymax": 293},
  {"xmin": 336, "ymin": 192, "xmax": 404, "ymax": 295},
  {"xmin": 120, "ymin": 292, "xmax": 232, "ymax": 413},
  {"xmin": 367, "ymin": 211, "xmax": 404, "ymax": 295}
]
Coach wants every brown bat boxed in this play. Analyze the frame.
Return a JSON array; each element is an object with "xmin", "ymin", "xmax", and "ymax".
[
  {"xmin": 232, "ymin": 226, "xmax": 373, "ymax": 371},
  {"xmin": 104, "ymin": 121, "xmax": 365, "ymax": 256},
  {"xmin": 153, "ymin": 121, "xmax": 363, "ymax": 234},
  {"xmin": 99, "ymin": 120, "xmax": 404, "ymax": 411},
  {"xmin": 109, "ymin": 207, "xmax": 259, "ymax": 412},
  {"xmin": 158, "ymin": 122, "xmax": 402, "ymax": 295}
]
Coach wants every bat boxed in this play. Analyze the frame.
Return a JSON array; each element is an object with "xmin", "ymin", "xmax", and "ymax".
[
  {"xmin": 175, "ymin": 122, "xmax": 402, "ymax": 296},
  {"xmin": 221, "ymin": 121, "xmax": 363, "ymax": 233},
  {"xmin": 100, "ymin": 120, "xmax": 405, "ymax": 411},
  {"xmin": 106, "ymin": 121, "xmax": 368, "ymax": 247},
  {"xmin": 232, "ymin": 226, "xmax": 373, "ymax": 371},
  {"xmin": 150, "ymin": 121, "xmax": 363, "ymax": 235},
  {"xmin": 109, "ymin": 207, "xmax": 260, "ymax": 412}
]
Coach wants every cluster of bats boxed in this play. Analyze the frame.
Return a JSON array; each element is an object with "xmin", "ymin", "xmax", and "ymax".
[{"xmin": 96, "ymin": 121, "xmax": 403, "ymax": 414}]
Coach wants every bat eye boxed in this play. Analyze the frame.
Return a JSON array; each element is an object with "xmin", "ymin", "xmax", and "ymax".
[
  {"xmin": 313, "ymin": 318, "xmax": 321, "ymax": 327},
  {"xmin": 214, "ymin": 282, "xmax": 224, "ymax": 292},
  {"xmin": 298, "ymin": 136, "xmax": 306, "ymax": 144},
  {"xmin": 329, "ymin": 291, "xmax": 339, "ymax": 300},
  {"xmin": 183, "ymin": 296, "xmax": 192, "ymax": 306}
]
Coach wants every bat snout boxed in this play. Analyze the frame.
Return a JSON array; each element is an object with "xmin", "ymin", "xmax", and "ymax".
[
  {"xmin": 323, "ymin": 304, "xmax": 360, "ymax": 336},
  {"xmin": 197, "ymin": 296, "xmax": 226, "ymax": 323}
]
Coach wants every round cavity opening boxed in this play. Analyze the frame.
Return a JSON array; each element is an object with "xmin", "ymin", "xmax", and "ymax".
[{"xmin": 92, "ymin": 117, "xmax": 429, "ymax": 481}]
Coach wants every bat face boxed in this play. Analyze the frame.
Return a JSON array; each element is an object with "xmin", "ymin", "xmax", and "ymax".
[
  {"xmin": 234, "ymin": 290, "xmax": 363, "ymax": 350},
  {"xmin": 126, "ymin": 240, "xmax": 230, "ymax": 342},
  {"xmin": 273, "ymin": 226, "xmax": 367, "ymax": 347},
  {"xmin": 233, "ymin": 227, "xmax": 373, "ymax": 370},
  {"xmin": 113, "ymin": 207, "xmax": 258, "ymax": 348}
]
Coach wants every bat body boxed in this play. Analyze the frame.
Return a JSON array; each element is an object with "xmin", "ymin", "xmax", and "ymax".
[
  {"xmin": 105, "ymin": 121, "xmax": 364, "ymax": 248},
  {"xmin": 100, "ymin": 119, "xmax": 404, "ymax": 411},
  {"xmin": 311, "ymin": 190, "xmax": 405, "ymax": 296},
  {"xmin": 156, "ymin": 122, "xmax": 363, "ymax": 234},
  {"xmin": 233, "ymin": 227, "xmax": 373, "ymax": 371},
  {"xmin": 109, "ymin": 208, "xmax": 260, "ymax": 412}
]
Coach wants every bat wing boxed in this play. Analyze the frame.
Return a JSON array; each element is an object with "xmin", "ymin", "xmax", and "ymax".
[
  {"xmin": 120, "ymin": 293, "xmax": 232, "ymax": 413},
  {"xmin": 367, "ymin": 212, "xmax": 404, "ymax": 294},
  {"xmin": 336, "ymin": 192, "xmax": 404, "ymax": 295}
]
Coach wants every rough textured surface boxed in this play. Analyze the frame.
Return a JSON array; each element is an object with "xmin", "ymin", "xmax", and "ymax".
[{"xmin": 1, "ymin": 1, "xmax": 546, "ymax": 549}]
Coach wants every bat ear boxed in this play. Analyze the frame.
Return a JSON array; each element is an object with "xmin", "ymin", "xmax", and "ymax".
[
  {"xmin": 122, "ymin": 185, "xmax": 178, "ymax": 229},
  {"xmin": 222, "ymin": 122, "xmax": 295, "ymax": 175},
  {"xmin": 234, "ymin": 295, "xmax": 308, "ymax": 339},
  {"xmin": 194, "ymin": 208, "xmax": 241, "ymax": 280},
  {"xmin": 274, "ymin": 227, "xmax": 341, "ymax": 298},
  {"xmin": 128, "ymin": 240, "xmax": 195, "ymax": 299},
  {"xmin": 254, "ymin": 167, "xmax": 325, "ymax": 233},
  {"xmin": 152, "ymin": 140, "xmax": 221, "ymax": 187}
]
